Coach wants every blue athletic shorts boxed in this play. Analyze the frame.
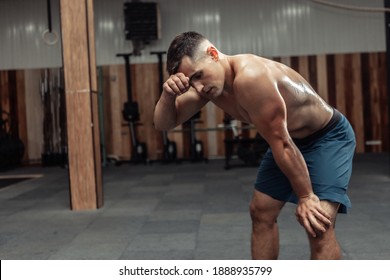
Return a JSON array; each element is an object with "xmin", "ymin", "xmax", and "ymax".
[{"xmin": 254, "ymin": 109, "xmax": 356, "ymax": 213}]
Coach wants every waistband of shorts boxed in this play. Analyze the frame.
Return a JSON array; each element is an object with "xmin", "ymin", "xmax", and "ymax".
[{"xmin": 293, "ymin": 108, "xmax": 342, "ymax": 146}]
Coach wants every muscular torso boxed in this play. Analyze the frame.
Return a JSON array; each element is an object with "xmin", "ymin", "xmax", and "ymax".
[{"xmin": 211, "ymin": 55, "xmax": 333, "ymax": 139}]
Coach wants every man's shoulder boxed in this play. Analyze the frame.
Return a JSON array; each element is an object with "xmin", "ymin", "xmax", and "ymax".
[
  {"xmin": 233, "ymin": 57, "xmax": 273, "ymax": 87},
  {"xmin": 232, "ymin": 53, "xmax": 264, "ymax": 65}
]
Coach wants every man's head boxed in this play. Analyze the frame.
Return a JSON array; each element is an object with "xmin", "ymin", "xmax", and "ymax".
[
  {"xmin": 166, "ymin": 31, "xmax": 224, "ymax": 99},
  {"xmin": 166, "ymin": 31, "xmax": 207, "ymax": 75}
]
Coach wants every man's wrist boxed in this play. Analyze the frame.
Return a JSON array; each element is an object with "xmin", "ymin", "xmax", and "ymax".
[
  {"xmin": 163, "ymin": 90, "xmax": 177, "ymax": 100},
  {"xmin": 299, "ymin": 192, "xmax": 315, "ymax": 201}
]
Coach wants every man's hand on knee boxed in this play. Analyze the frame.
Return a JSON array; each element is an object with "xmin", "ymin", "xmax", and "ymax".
[{"xmin": 295, "ymin": 193, "xmax": 332, "ymax": 237}]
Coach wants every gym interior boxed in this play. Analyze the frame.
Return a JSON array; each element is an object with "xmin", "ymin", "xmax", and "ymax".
[{"xmin": 0, "ymin": 0, "xmax": 389, "ymax": 260}]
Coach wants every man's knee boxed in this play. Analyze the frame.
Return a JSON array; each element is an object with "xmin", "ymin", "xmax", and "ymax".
[
  {"xmin": 308, "ymin": 228, "xmax": 341, "ymax": 260},
  {"xmin": 249, "ymin": 191, "xmax": 282, "ymax": 227}
]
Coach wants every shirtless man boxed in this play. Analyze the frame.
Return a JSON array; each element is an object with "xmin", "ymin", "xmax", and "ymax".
[{"xmin": 153, "ymin": 31, "xmax": 356, "ymax": 260}]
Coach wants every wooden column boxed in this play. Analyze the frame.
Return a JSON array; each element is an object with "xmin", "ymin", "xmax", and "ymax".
[{"xmin": 60, "ymin": 0, "xmax": 103, "ymax": 210}]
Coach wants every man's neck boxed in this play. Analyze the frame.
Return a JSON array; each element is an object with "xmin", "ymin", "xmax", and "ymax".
[{"xmin": 221, "ymin": 55, "xmax": 235, "ymax": 93}]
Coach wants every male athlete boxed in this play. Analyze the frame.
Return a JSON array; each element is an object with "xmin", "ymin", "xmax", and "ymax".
[{"xmin": 153, "ymin": 31, "xmax": 356, "ymax": 259}]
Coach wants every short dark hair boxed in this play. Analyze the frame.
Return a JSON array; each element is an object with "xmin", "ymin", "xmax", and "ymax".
[{"xmin": 166, "ymin": 31, "xmax": 206, "ymax": 75}]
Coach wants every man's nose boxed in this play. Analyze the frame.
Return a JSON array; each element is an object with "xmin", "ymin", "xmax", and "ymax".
[{"xmin": 192, "ymin": 81, "xmax": 204, "ymax": 94}]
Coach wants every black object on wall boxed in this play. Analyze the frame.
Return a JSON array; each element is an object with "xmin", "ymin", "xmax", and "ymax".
[
  {"xmin": 124, "ymin": 2, "xmax": 160, "ymax": 42},
  {"xmin": 116, "ymin": 53, "xmax": 148, "ymax": 164}
]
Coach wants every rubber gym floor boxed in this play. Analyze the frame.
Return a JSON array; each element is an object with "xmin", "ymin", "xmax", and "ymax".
[{"xmin": 0, "ymin": 153, "xmax": 389, "ymax": 260}]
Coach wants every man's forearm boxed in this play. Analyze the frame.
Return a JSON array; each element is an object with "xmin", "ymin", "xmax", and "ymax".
[
  {"xmin": 154, "ymin": 92, "xmax": 178, "ymax": 131},
  {"xmin": 272, "ymin": 142, "xmax": 313, "ymax": 198}
]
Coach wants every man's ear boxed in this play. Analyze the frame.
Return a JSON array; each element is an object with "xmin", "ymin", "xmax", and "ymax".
[{"xmin": 207, "ymin": 46, "xmax": 219, "ymax": 61}]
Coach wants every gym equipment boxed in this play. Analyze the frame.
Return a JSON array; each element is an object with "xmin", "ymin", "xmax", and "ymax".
[
  {"xmin": 184, "ymin": 111, "xmax": 207, "ymax": 162},
  {"xmin": 169, "ymin": 112, "xmax": 207, "ymax": 162},
  {"xmin": 167, "ymin": 118, "xmax": 267, "ymax": 167},
  {"xmin": 223, "ymin": 118, "xmax": 268, "ymax": 169},
  {"xmin": 40, "ymin": 68, "xmax": 68, "ymax": 167},
  {"xmin": 150, "ymin": 51, "xmax": 178, "ymax": 163},
  {"xmin": 116, "ymin": 53, "xmax": 148, "ymax": 164},
  {"xmin": 0, "ymin": 110, "xmax": 24, "ymax": 171},
  {"xmin": 236, "ymin": 133, "xmax": 268, "ymax": 165}
]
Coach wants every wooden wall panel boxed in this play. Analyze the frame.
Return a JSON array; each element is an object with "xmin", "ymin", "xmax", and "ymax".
[
  {"xmin": 131, "ymin": 63, "xmax": 160, "ymax": 160},
  {"xmin": 369, "ymin": 53, "xmax": 382, "ymax": 153},
  {"xmin": 308, "ymin": 55, "xmax": 317, "ymax": 93},
  {"xmin": 351, "ymin": 54, "xmax": 365, "ymax": 153},
  {"xmin": 298, "ymin": 56, "xmax": 310, "ymax": 82},
  {"xmin": 24, "ymin": 69, "xmax": 43, "ymax": 162},
  {"xmin": 377, "ymin": 53, "xmax": 389, "ymax": 152},
  {"xmin": 326, "ymin": 55, "xmax": 337, "ymax": 107},
  {"xmin": 280, "ymin": 57, "xmax": 291, "ymax": 67},
  {"xmin": 198, "ymin": 107, "xmax": 209, "ymax": 158},
  {"xmin": 326, "ymin": 54, "xmax": 365, "ymax": 152},
  {"xmin": 0, "ymin": 71, "xmax": 11, "ymax": 115},
  {"xmin": 347, "ymin": 54, "xmax": 364, "ymax": 153},
  {"xmin": 361, "ymin": 53, "xmax": 373, "ymax": 152},
  {"xmin": 367, "ymin": 53, "xmax": 388, "ymax": 152},
  {"xmin": 206, "ymin": 104, "xmax": 217, "ymax": 156},
  {"xmin": 105, "ymin": 65, "xmax": 127, "ymax": 159},
  {"xmin": 216, "ymin": 108, "xmax": 226, "ymax": 157},
  {"xmin": 120, "ymin": 64, "xmax": 131, "ymax": 159},
  {"xmin": 334, "ymin": 54, "xmax": 347, "ymax": 115},
  {"xmin": 316, "ymin": 55, "xmax": 328, "ymax": 102}
]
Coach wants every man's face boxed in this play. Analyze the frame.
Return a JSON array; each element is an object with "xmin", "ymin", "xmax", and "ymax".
[{"xmin": 177, "ymin": 52, "xmax": 224, "ymax": 100}]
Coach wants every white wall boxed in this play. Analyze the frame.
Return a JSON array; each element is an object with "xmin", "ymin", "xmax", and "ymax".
[{"xmin": 0, "ymin": 0, "xmax": 386, "ymax": 70}]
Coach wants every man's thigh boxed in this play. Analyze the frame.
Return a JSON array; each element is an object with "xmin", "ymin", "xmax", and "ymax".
[{"xmin": 319, "ymin": 200, "xmax": 340, "ymax": 225}]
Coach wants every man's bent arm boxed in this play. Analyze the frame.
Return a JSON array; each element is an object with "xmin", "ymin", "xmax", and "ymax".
[
  {"xmin": 255, "ymin": 101, "xmax": 313, "ymax": 198},
  {"xmin": 154, "ymin": 91, "xmax": 178, "ymax": 131}
]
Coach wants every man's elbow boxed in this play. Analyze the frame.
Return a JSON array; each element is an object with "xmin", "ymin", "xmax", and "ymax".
[
  {"xmin": 153, "ymin": 118, "xmax": 173, "ymax": 131},
  {"xmin": 153, "ymin": 109, "xmax": 178, "ymax": 131},
  {"xmin": 153, "ymin": 118, "xmax": 164, "ymax": 131},
  {"xmin": 154, "ymin": 123, "xmax": 166, "ymax": 131}
]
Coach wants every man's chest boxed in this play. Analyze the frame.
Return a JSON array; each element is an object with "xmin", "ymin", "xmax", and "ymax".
[{"xmin": 212, "ymin": 93, "xmax": 252, "ymax": 123}]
